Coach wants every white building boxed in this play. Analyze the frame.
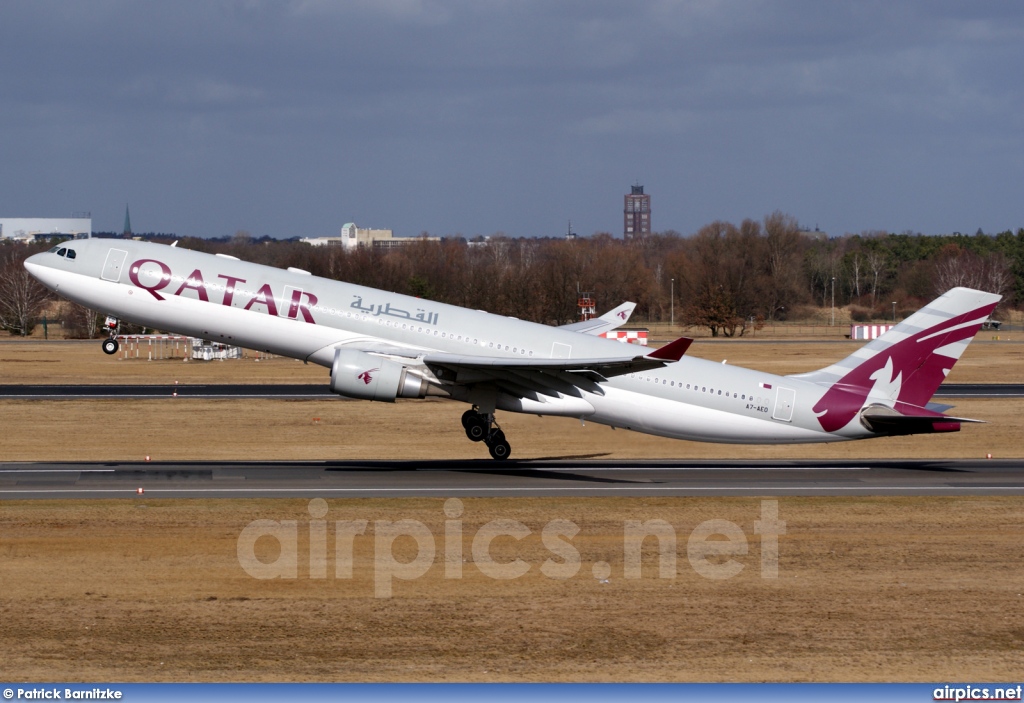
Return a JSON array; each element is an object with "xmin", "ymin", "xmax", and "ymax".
[
  {"xmin": 301, "ymin": 222, "xmax": 438, "ymax": 249},
  {"xmin": 0, "ymin": 217, "xmax": 91, "ymax": 241}
]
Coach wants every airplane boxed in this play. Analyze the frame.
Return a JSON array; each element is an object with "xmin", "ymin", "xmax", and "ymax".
[{"xmin": 25, "ymin": 239, "xmax": 1001, "ymax": 460}]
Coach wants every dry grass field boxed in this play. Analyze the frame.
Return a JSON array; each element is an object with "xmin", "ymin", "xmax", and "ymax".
[
  {"xmin": 0, "ymin": 497, "xmax": 1022, "ymax": 682},
  {"xmin": 1, "ymin": 338, "xmax": 1022, "ymax": 682}
]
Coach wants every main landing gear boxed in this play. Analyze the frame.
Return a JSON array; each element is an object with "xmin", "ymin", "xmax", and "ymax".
[
  {"xmin": 101, "ymin": 316, "xmax": 120, "ymax": 355},
  {"xmin": 461, "ymin": 408, "xmax": 512, "ymax": 461}
]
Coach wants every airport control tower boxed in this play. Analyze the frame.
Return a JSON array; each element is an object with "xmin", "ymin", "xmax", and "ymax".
[{"xmin": 623, "ymin": 184, "xmax": 650, "ymax": 239}]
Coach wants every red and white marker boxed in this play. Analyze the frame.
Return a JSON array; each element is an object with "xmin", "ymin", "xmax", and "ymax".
[
  {"xmin": 137, "ymin": 487, "xmax": 145, "ymax": 495},
  {"xmin": 145, "ymin": 455, "xmax": 150, "ymax": 462}
]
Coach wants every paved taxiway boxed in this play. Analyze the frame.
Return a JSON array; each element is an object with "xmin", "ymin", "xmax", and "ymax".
[
  {"xmin": 1, "ymin": 459, "xmax": 1022, "ymax": 498},
  {"xmin": 1, "ymin": 383, "xmax": 1022, "ymax": 398}
]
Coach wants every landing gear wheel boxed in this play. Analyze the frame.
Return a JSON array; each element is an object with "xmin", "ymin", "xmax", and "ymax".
[
  {"xmin": 464, "ymin": 414, "xmax": 488, "ymax": 442},
  {"xmin": 461, "ymin": 408, "xmax": 512, "ymax": 459},
  {"xmin": 487, "ymin": 437, "xmax": 512, "ymax": 461},
  {"xmin": 461, "ymin": 409, "xmax": 480, "ymax": 430},
  {"xmin": 485, "ymin": 429, "xmax": 511, "ymax": 460},
  {"xmin": 102, "ymin": 338, "xmax": 119, "ymax": 355}
]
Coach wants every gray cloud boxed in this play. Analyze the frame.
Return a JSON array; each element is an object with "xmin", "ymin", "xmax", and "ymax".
[{"xmin": 1, "ymin": 1, "xmax": 1021, "ymax": 238}]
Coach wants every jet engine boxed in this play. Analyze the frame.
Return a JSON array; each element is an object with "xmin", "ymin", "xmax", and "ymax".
[{"xmin": 330, "ymin": 348, "xmax": 434, "ymax": 402}]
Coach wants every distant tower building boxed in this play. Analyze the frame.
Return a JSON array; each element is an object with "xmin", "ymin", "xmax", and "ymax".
[
  {"xmin": 123, "ymin": 205, "xmax": 132, "ymax": 237},
  {"xmin": 623, "ymin": 184, "xmax": 650, "ymax": 239}
]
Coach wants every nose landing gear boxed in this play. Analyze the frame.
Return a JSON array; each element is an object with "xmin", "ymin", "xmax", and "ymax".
[
  {"xmin": 101, "ymin": 316, "xmax": 120, "ymax": 355},
  {"xmin": 461, "ymin": 408, "xmax": 512, "ymax": 461}
]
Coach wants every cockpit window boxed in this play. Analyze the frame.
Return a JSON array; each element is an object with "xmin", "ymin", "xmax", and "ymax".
[
  {"xmin": 56, "ymin": 248, "xmax": 67, "ymax": 257},
  {"xmin": 48, "ymin": 246, "xmax": 61, "ymax": 253},
  {"xmin": 65, "ymin": 249, "xmax": 76, "ymax": 259}
]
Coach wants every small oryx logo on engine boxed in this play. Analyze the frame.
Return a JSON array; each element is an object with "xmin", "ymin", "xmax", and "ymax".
[{"xmin": 357, "ymin": 369, "xmax": 378, "ymax": 385}]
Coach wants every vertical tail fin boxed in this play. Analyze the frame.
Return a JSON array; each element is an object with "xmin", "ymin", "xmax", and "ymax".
[{"xmin": 790, "ymin": 287, "xmax": 1000, "ymax": 432}]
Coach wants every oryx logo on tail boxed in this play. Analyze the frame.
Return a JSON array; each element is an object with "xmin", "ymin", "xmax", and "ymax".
[{"xmin": 799, "ymin": 289, "xmax": 1000, "ymax": 432}]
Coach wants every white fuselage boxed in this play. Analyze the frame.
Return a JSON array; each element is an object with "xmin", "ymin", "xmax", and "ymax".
[{"xmin": 26, "ymin": 239, "xmax": 868, "ymax": 444}]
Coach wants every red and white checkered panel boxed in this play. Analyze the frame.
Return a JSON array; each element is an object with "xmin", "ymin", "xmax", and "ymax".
[{"xmin": 599, "ymin": 330, "xmax": 649, "ymax": 346}]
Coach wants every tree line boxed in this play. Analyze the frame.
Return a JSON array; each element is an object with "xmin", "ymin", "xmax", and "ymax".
[{"xmin": 2, "ymin": 213, "xmax": 1022, "ymax": 337}]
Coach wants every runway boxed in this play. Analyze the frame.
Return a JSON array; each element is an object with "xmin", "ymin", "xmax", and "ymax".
[
  {"xmin": 2, "ymin": 458, "xmax": 1023, "ymax": 498},
  {"xmin": 1, "ymin": 383, "xmax": 1021, "ymax": 398}
]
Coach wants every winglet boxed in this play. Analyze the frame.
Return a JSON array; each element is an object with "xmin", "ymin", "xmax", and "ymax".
[
  {"xmin": 601, "ymin": 301, "xmax": 636, "ymax": 326},
  {"xmin": 558, "ymin": 301, "xmax": 638, "ymax": 335},
  {"xmin": 646, "ymin": 336, "xmax": 693, "ymax": 362}
]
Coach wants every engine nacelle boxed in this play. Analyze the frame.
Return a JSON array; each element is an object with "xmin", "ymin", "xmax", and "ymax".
[{"xmin": 330, "ymin": 348, "xmax": 430, "ymax": 402}]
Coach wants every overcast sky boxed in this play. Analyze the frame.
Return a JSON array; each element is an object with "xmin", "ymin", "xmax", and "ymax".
[{"xmin": 1, "ymin": 1, "xmax": 1022, "ymax": 239}]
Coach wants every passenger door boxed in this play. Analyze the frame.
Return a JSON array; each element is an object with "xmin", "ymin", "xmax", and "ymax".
[{"xmin": 100, "ymin": 248, "xmax": 128, "ymax": 282}]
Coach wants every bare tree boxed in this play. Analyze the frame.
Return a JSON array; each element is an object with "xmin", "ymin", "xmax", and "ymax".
[
  {"xmin": 679, "ymin": 221, "xmax": 762, "ymax": 336},
  {"xmin": 761, "ymin": 212, "xmax": 803, "ymax": 319},
  {"xmin": 860, "ymin": 232, "xmax": 890, "ymax": 308},
  {"xmin": 933, "ymin": 245, "xmax": 1012, "ymax": 299},
  {"xmin": 61, "ymin": 302, "xmax": 104, "ymax": 338},
  {"xmin": 0, "ymin": 251, "xmax": 50, "ymax": 336}
]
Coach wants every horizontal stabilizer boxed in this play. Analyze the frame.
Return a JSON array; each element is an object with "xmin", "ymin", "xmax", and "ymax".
[
  {"xmin": 559, "ymin": 302, "xmax": 637, "ymax": 335},
  {"xmin": 860, "ymin": 404, "xmax": 981, "ymax": 436}
]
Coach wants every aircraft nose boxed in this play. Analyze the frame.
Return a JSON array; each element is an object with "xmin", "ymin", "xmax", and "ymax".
[{"xmin": 24, "ymin": 253, "xmax": 59, "ymax": 290}]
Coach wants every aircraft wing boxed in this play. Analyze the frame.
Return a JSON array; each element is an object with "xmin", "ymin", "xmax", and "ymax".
[
  {"xmin": 558, "ymin": 302, "xmax": 637, "ymax": 335},
  {"xmin": 420, "ymin": 337, "xmax": 692, "ymax": 398}
]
